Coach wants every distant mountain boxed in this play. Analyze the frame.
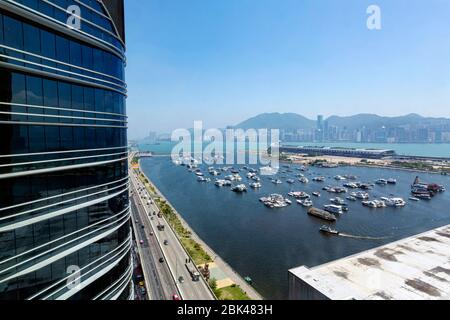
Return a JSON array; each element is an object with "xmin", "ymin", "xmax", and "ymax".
[
  {"xmin": 326, "ymin": 113, "xmax": 450, "ymax": 130},
  {"xmin": 234, "ymin": 113, "xmax": 316, "ymax": 130},
  {"xmin": 234, "ymin": 113, "xmax": 450, "ymax": 130}
]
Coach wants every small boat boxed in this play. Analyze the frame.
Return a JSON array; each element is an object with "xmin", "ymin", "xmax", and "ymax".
[
  {"xmin": 353, "ymin": 191, "xmax": 370, "ymax": 200},
  {"xmin": 415, "ymin": 193, "xmax": 432, "ymax": 200},
  {"xmin": 409, "ymin": 197, "xmax": 420, "ymax": 202},
  {"xmin": 328, "ymin": 187, "xmax": 347, "ymax": 194},
  {"xmin": 249, "ymin": 182, "xmax": 262, "ymax": 189},
  {"xmin": 287, "ymin": 179, "xmax": 295, "ymax": 184},
  {"xmin": 346, "ymin": 196, "xmax": 357, "ymax": 201},
  {"xmin": 297, "ymin": 199, "xmax": 313, "ymax": 207},
  {"xmin": 344, "ymin": 182, "xmax": 358, "ymax": 189},
  {"xmin": 231, "ymin": 184, "xmax": 247, "ymax": 193},
  {"xmin": 197, "ymin": 176, "xmax": 210, "ymax": 182},
  {"xmin": 320, "ymin": 225, "xmax": 340, "ymax": 235},
  {"xmin": 215, "ymin": 179, "xmax": 232, "ymax": 187},
  {"xmin": 244, "ymin": 277, "xmax": 253, "ymax": 285},
  {"xmin": 362, "ymin": 199, "xmax": 386, "ymax": 208},
  {"xmin": 312, "ymin": 192, "xmax": 321, "ymax": 197},
  {"xmin": 260, "ymin": 194, "xmax": 290, "ymax": 208},
  {"xmin": 330, "ymin": 197, "xmax": 345, "ymax": 205},
  {"xmin": 288, "ymin": 191, "xmax": 310, "ymax": 199},
  {"xmin": 299, "ymin": 177, "xmax": 309, "ymax": 184},
  {"xmin": 387, "ymin": 178, "xmax": 397, "ymax": 185},
  {"xmin": 271, "ymin": 179, "xmax": 283, "ymax": 185},
  {"xmin": 382, "ymin": 197, "xmax": 406, "ymax": 207},
  {"xmin": 247, "ymin": 172, "xmax": 256, "ymax": 179},
  {"xmin": 375, "ymin": 179, "xmax": 388, "ymax": 185},
  {"xmin": 324, "ymin": 205, "xmax": 343, "ymax": 215}
]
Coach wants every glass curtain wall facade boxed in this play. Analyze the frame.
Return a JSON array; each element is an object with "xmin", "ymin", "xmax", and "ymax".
[{"xmin": 0, "ymin": 0, "xmax": 131, "ymax": 300}]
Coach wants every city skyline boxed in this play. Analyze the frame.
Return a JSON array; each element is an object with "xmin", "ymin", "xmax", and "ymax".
[
  {"xmin": 125, "ymin": 0, "xmax": 450, "ymax": 138},
  {"xmin": 139, "ymin": 111, "xmax": 450, "ymax": 145}
]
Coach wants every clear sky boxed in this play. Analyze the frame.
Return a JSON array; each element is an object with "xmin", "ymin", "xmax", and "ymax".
[{"xmin": 124, "ymin": 0, "xmax": 450, "ymax": 139}]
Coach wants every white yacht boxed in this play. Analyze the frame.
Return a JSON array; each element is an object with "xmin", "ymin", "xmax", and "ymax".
[
  {"xmin": 215, "ymin": 179, "xmax": 231, "ymax": 187},
  {"xmin": 299, "ymin": 177, "xmax": 309, "ymax": 184},
  {"xmin": 231, "ymin": 184, "xmax": 247, "ymax": 193},
  {"xmin": 352, "ymin": 191, "xmax": 370, "ymax": 200},
  {"xmin": 381, "ymin": 197, "xmax": 406, "ymax": 207},
  {"xmin": 297, "ymin": 199, "xmax": 313, "ymax": 207},
  {"xmin": 375, "ymin": 179, "xmax": 388, "ymax": 185},
  {"xmin": 362, "ymin": 199, "xmax": 386, "ymax": 208},
  {"xmin": 247, "ymin": 172, "xmax": 256, "ymax": 179},
  {"xmin": 249, "ymin": 182, "xmax": 262, "ymax": 189},
  {"xmin": 330, "ymin": 197, "xmax": 345, "ymax": 205},
  {"xmin": 288, "ymin": 191, "xmax": 310, "ymax": 199},
  {"xmin": 260, "ymin": 194, "xmax": 290, "ymax": 208}
]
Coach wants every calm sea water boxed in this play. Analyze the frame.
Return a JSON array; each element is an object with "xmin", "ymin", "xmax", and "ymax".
[
  {"xmin": 141, "ymin": 157, "xmax": 450, "ymax": 300},
  {"xmin": 139, "ymin": 141, "xmax": 450, "ymax": 158}
]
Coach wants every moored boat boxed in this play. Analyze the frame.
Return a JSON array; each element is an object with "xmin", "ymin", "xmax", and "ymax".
[
  {"xmin": 307, "ymin": 207, "xmax": 337, "ymax": 222},
  {"xmin": 320, "ymin": 225, "xmax": 340, "ymax": 235}
]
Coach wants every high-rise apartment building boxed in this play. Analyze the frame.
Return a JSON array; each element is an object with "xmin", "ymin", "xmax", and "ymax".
[{"xmin": 0, "ymin": 0, "xmax": 131, "ymax": 300}]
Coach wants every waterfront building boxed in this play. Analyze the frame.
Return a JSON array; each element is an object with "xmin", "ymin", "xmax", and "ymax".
[
  {"xmin": 279, "ymin": 146, "xmax": 396, "ymax": 159},
  {"xmin": 0, "ymin": 0, "xmax": 131, "ymax": 299},
  {"xmin": 289, "ymin": 225, "xmax": 450, "ymax": 300}
]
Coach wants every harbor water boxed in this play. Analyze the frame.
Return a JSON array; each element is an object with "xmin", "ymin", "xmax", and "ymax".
[{"xmin": 140, "ymin": 156, "xmax": 450, "ymax": 300}]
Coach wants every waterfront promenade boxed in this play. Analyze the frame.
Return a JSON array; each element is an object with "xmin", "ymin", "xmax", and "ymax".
[{"xmin": 137, "ymin": 158, "xmax": 263, "ymax": 300}]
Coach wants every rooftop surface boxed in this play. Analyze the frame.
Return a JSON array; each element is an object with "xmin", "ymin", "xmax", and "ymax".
[{"xmin": 289, "ymin": 224, "xmax": 450, "ymax": 300}]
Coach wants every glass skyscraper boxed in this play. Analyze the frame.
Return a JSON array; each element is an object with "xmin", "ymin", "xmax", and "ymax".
[{"xmin": 0, "ymin": 0, "xmax": 131, "ymax": 300}]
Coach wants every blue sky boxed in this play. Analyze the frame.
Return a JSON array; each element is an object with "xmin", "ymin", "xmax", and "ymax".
[{"xmin": 124, "ymin": 0, "xmax": 450, "ymax": 139}]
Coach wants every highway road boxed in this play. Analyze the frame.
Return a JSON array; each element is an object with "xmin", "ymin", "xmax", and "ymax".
[
  {"xmin": 130, "ymin": 196, "xmax": 178, "ymax": 300},
  {"xmin": 130, "ymin": 166, "xmax": 215, "ymax": 300}
]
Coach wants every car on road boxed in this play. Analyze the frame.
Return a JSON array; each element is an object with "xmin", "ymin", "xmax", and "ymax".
[
  {"xmin": 141, "ymin": 225, "xmax": 145, "ymax": 229},
  {"xmin": 159, "ymin": 257, "xmax": 165, "ymax": 263},
  {"xmin": 163, "ymin": 240, "xmax": 169, "ymax": 246},
  {"xmin": 172, "ymin": 294, "xmax": 181, "ymax": 301},
  {"xmin": 178, "ymin": 276, "xmax": 184, "ymax": 283},
  {"xmin": 139, "ymin": 240, "xmax": 144, "ymax": 245},
  {"xmin": 150, "ymin": 232, "xmax": 154, "ymax": 236}
]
